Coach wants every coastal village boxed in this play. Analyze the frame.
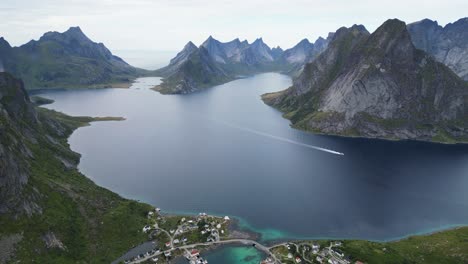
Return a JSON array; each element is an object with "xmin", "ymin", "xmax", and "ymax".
[{"xmin": 116, "ymin": 208, "xmax": 364, "ymax": 264}]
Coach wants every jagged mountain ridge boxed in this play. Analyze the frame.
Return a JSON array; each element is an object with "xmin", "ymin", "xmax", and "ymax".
[
  {"xmin": 0, "ymin": 27, "xmax": 146, "ymax": 89},
  {"xmin": 263, "ymin": 19, "xmax": 468, "ymax": 143},
  {"xmin": 155, "ymin": 35, "xmax": 331, "ymax": 94}
]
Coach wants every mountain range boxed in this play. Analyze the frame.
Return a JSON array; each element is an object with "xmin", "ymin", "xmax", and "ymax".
[
  {"xmin": 154, "ymin": 35, "xmax": 332, "ymax": 94},
  {"xmin": 155, "ymin": 17, "xmax": 468, "ymax": 97},
  {"xmin": 262, "ymin": 19, "xmax": 468, "ymax": 143},
  {"xmin": 0, "ymin": 27, "xmax": 146, "ymax": 90}
]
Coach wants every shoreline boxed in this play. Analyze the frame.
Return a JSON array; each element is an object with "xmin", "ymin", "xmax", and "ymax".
[{"xmin": 41, "ymin": 76, "xmax": 468, "ymax": 263}]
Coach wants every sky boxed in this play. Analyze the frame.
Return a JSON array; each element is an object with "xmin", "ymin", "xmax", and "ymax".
[{"xmin": 1, "ymin": 0, "xmax": 467, "ymax": 53}]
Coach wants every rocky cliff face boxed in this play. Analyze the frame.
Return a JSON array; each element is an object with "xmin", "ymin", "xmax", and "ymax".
[
  {"xmin": 408, "ymin": 18, "xmax": 468, "ymax": 80},
  {"xmin": 0, "ymin": 73, "xmax": 41, "ymax": 215},
  {"xmin": 263, "ymin": 19, "xmax": 468, "ymax": 143},
  {"xmin": 0, "ymin": 27, "xmax": 145, "ymax": 89}
]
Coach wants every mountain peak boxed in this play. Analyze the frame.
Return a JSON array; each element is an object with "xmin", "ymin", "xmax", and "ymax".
[
  {"xmin": 371, "ymin": 19, "xmax": 409, "ymax": 44},
  {"xmin": 253, "ymin": 37, "xmax": 264, "ymax": 44},
  {"xmin": 184, "ymin": 41, "xmax": 198, "ymax": 50},
  {"xmin": 0, "ymin": 37, "xmax": 11, "ymax": 48},
  {"xmin": 202, "ymin": 36, "xmax": 225, "ymax": 49},
  {"xmin": 332, "ymin": 24, "xmax": 369, "ymax": 42},
  {"xmin": 63, "ymin": 26, "xmax": 88, "ymax": 40},
  {"xmin": 416, "ymin": 18, "xmax": 438, "ymax": 26},
  {"xmin": 66, "ymin": 26, "xmax": 83, "ymax": 33},
  {"xmin": 379, "ymin": 19, "xmax": 407, "ymax": 30}
]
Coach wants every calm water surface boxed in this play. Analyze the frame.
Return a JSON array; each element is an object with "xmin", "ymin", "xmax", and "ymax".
[
  {"xmin": 39, "ymin": 73, "xmax": 468, "ymax": 243},
  {"xmin": 173, "ymin": 246, "xmax": 266, "ymax": 264}
]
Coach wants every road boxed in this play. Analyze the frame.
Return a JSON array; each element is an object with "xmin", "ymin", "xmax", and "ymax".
[{"xmin": 130, "ymin": 237, "xmax": 281, "ymax": 264}]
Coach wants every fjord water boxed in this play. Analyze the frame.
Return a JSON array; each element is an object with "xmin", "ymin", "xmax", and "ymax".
[{"xmin": 39, "ymin": 73, "xmax": 468, "ymax": 242}]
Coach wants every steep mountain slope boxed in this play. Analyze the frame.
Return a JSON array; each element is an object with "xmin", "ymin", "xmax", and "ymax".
[
  {"xmin": 153, "ymin": 44, "xmax": 231, "ymax": 94},
  {"xmin": 408, "ymin": 18, "xmax": 468, "ymax": 80},
  {"xmin": 263, "ymin": 20, "xmax": 468, "ymax": 143},
  {"xmin": 0, "ymin": 27, "xmax": 147, "ymax": 89},
  {"xmin": 0, "ymin": 72, "xmax": 152, "ymax": 262},
  {"xmin": 155, "ymin": 41, "xmax": 199, "ymax": 77}
]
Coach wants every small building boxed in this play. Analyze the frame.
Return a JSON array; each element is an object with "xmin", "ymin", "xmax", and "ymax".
[
  {"xmin": 216, "ymin": 224, "xmax": 221, "ymax": 229},
  {"xmin": 191, "ymin": 249, "xmax": 200, "ymax": 257},
  {"xmin": 143, "ymin": 225, "xmax": 151, "ymax": 233},
  {"xmin": 165, "ymin": 242, "xmax": 171, "ymax": 247},
  {"xmin": 173, "ymin": 239, "xmax": 180, "ymax": 244},
  {"xmin": 295, "ymin": 256, "xmax": 302, "ymax": 263},
  {"xmin": 333, "ymin": 241, "xmax": 342, "ymax": 247},
  {"xmin": 224, "ymin": 216, "xmax": 230, "ymax": 221},
  {"xmin": 287, "ymin": 253, "xmax": 293, "ymax": 259},
  {"xmin": 316, "ymin": 256, "xmax": 323, "ymax": 263}
]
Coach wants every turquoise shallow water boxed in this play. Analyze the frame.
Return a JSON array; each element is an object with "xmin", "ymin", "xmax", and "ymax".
[{"xmin": 203, "ymin": 246, "xmax": 266, "ymax": 264}]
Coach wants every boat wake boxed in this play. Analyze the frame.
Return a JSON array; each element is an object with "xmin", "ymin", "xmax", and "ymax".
[{"xmin": 214, "ymin": 119, "xmax": 344, "ymax": 156}]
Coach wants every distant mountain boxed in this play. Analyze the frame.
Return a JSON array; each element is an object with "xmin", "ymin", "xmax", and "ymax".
[
  {"xmin": 263, "ymin": 19, "xmax": 468, "ymax": 143},
  {"xmin": 155, "ymin": 36, "xmax": 332, "ymax": 94},
  {"xmin": 153, "ymin": 43, "xmax": 232, "ymax": 94},
  {"xmin": 0, "ymin": 27, "xmax": 147, "ymax": 90},
  {"xmin": 408, "ymin": 18, "xmax": 468, "ymax": 80},
  {"xmin": 281, "ymin": 35, "xmax": 333, "ymax": 76}
]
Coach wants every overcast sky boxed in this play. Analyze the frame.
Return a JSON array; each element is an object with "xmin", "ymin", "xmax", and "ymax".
[{"xmin": 1, "ymin": 0, "xmax": 467, "ymax": 52}]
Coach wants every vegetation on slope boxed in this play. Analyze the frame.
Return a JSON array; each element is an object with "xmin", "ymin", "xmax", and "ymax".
[{"xmin": 0, "ymin": 102, "xmax": 152, "ymax": 263}]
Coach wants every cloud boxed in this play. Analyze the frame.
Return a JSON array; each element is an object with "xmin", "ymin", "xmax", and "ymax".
[{"xmin": 0, "ymin": 0, "xmax": 467, "ymax": 51}]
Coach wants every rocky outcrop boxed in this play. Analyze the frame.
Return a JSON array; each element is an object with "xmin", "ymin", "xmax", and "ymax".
[
  {"xmin": 0, "ymin": 27, "xmax": 146, "ymax": 89},
  {"xmin": 263, "ymin": 19, "xmax": 468, "ymax": 143},
  {"xmin": 0, "ymin": 73, "xmax": 41, "ymax": 215},
  {"xmin": 408, "ymin": 18, "xmax": 468, "ymax": 80}
]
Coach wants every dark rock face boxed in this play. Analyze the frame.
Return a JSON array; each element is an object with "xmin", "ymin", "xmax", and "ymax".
[
  {"xmin": 0, "ymin": 27, "xmax": 143, "ymax": 89},
  {"xmin": 0, "ymin": 73, "xmax": 40, "ymax": 215},
  {"xmin": 408, "ymin": 18, "xmax": 468, "ymax": 80},
  {"xmin": 264, "ymin": 19, "xmax": 468, "ymax": 142}
]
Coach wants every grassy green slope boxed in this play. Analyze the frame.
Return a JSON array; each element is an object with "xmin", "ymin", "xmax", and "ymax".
[
  {"xmin": 0, "ymin": 108, "xmax": 152, "ymax": 263},
  {"xmin": 342, "ymin": 227, "xmax": 468, "ymax": 263}
]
